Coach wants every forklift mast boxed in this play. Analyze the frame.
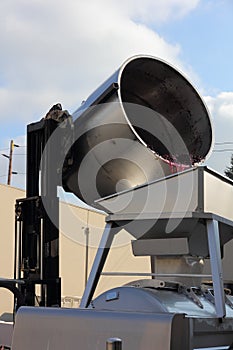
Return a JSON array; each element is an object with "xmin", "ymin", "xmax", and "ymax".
[{"xmin": 14, "ymin": 105, "xmax": 72, "ymax": 308}]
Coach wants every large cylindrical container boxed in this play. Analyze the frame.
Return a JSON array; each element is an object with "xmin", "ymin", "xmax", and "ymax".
[{"xmin": 62, "ymin": 55, "xmax": 213, "ymax": 207}]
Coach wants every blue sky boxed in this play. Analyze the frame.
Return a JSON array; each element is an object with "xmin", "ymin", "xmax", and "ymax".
[
  {"xmin": 0, "ymin": 0, "xmax": 233, "ymax": 193},
  {"xmin": 155, "ymin": 1, "xmax": 233, "ymax": 93}
]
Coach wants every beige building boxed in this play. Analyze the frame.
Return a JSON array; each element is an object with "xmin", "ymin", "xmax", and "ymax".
[{"xmin": 0, "ymin": 184, "xmax": 150, "ymax": 318}]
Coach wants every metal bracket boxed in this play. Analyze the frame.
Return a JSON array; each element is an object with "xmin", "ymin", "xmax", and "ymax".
[
  {"xmin": 201, "ymin": 285, "xmax": 215, "ymax": 305},
  {"xmin": 178, "ymin": 285, "xmax": 204, "ymax": 309},
  {"xmin": 225, "ymin": 295, "xmax": 233, "ymax": 310}
]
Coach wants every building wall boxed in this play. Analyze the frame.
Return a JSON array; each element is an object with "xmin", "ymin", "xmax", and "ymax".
[
  {"xmin": 0, "ymin": 185, "xmax": 24, "ymax": 320},
  {"xmin": 0, "ymin": 184, "xmax": 150, "ymax": 318}
]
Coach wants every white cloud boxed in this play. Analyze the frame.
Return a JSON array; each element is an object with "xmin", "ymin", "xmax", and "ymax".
[
  {"xmin": 117, "ymin": 0, "xmax": 200, "ymax": 24},
  {"xmin": 204, "ymin": 92, "xmax": 233, "ymax": 121},
  {"xmin": 0, "ymin": 0, "xmax": 200, "ymax": 125},
  {"xmin": 217, "ymin": 92, "xmax": 233, "ymax": 120},
  {"xmin": 204, "ymin": 92, "xmax": 233, "ymax": 174}
]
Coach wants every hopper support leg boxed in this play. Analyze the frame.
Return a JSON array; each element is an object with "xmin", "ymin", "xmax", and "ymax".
[
  {"xmin": 207, "ymin": 219, "xmax": 226, "ymax": 318},
  {"xmin": 80, "ymin": 222, "xmax": 119, "ymax": 308}
]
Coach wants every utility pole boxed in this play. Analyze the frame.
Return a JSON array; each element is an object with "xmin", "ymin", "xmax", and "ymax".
[
  {"xmin": 7, "ymin": 140, "xmax": 14, "ymax": 185},
  {"xmin": 84, "ymin": 210, "xmax": 90, "ymax": 287},
  {"xmin": 2, "ymin": 140, "xmax": 19, "ymax": 185}
]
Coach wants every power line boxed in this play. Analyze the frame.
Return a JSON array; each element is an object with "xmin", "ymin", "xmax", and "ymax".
[
  {"xmin": 0, "ymin": 145, "xmax": 26, "ymax": 151},
  {"xmin": 213, "ymin": 149, "xmax": 233, "ymax": 152}
]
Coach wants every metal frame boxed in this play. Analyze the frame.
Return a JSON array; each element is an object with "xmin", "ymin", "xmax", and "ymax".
[{"xmin": 81, "ymin": 212, "xmax": 231, "ymax": 318}]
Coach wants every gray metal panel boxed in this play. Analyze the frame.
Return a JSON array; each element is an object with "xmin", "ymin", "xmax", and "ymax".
[
  {"xmin": 12, "ymin": 306, "xmax": 188, "ymax": 350},
  {"xmin": 97, "ymin": 167, "xmax": 233, "ymax": 224},
  {"xmin": 204, "ymin": 170, "xmax": 233, "ymax": 222},
  {"xmin": 197, "ymin": 166, "xmax": 205, "ymax": 211},
  {"xmin": 0, "ymin": 321, "xmax": 13, "ymax": 348},
  {"xmin": 193, "ymin": 317, "xmax": 233, "ymax": 349},
  {"xmin": 132, "ymin": 238, "xmax": 189, "ymax": 256},
  {"xmin": 96, "ymin": 167, "xmax": 199, "ymax": 215}
]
